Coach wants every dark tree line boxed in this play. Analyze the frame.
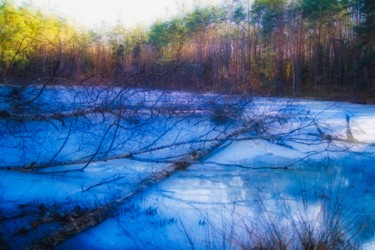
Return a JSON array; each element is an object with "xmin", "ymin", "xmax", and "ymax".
[{"xmin": 1, "ymin": 0, "xmax": 374, "ymax": 100}]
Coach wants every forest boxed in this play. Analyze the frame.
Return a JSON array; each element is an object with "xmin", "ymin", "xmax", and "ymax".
[
  {"xmin": 0, "ymin": 0, "xmax": 375, "ymax": 249},
  {"xmin": 1, "ymin": 0, "xmax": 374, "ymax": 100}
]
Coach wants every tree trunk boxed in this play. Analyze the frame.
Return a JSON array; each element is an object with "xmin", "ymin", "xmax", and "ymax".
[{"xmin": 29, "ymin": 123, "xmax": 256, "ymax": 249}]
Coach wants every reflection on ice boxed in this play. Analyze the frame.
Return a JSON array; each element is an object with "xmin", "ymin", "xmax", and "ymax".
[{"xmin": 61, "ymin": 152, "xmax": 375, "ymax": 249}]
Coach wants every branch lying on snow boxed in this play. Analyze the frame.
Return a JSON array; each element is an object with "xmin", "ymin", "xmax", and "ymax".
[
  {"xmin": 81, "ymin": 176, "xmax": 125, "ymax": 192},
  {"xmin": 1, "ymin": 119, "xmax": 260, "ymax": 172},
  {"xmin": 125, "ymin": 156, "xmax": 296, "ymax": 171},
  {"xmin": 185, "ymin": 160, "xmax": 296, "ymax": 171},
  {"xmin": 3, "ymin": 134, "xmax": 298, "ymax": 173},
  {"xmin": 3, "ymin": 113, "xmax": 372, "ymax": 174},
  {"xmin": 0, "ymin": 102, "xmax": 227, "ymax": 125},
  {"xmin": 28, "ymin": 123, "xmax": 255, "ymax": 249}
]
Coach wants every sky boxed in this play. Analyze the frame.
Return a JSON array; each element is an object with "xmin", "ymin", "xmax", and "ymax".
[{"xmin": 14, "ymin": 0, "xmax": 223, "ymax": 28}]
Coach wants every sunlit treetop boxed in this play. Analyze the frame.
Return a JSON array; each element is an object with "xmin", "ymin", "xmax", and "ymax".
[{"xmin": 11, "ymin": 0, "xmax": 225, "ymax": 29}]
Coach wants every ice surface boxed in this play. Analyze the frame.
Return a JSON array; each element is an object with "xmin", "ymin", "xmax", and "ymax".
[{"xmin": 0, "ymin": 85, "xmax": 374, "ymax": 248}]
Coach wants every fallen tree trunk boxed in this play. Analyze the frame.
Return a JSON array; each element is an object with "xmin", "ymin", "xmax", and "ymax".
[
  {"xmin": 4, "ymin": 134, "xmax": 239, "ymax": 172},
  {"xmin": 28, "ymin": 122, "xmax": 255, "ymax": 249},
  {"xmin": 1, "ymin": 103, "xmax": 215, "ymax": 124}
]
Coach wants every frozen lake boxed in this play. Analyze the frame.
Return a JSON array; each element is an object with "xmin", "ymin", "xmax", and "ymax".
[{"xmin": 0, "ymin": 85, "xmax": 374, "ymax": 249}]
